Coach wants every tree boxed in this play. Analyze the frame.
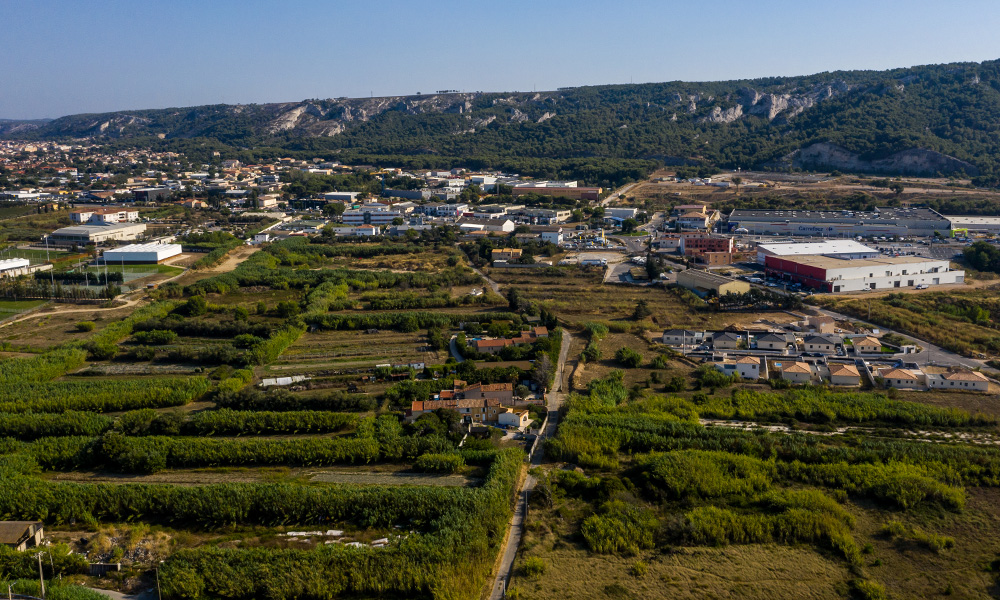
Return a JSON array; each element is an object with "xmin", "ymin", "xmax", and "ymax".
[
  {"xmin": 322, "ymin": 202, "xmax": 345, "ymax": 217},
  {"xmin": 731, "ymin": 176, "xmax": 743, "ymax": 195},
  {"xmin": 633, "ymin": 299, "xmax": 651, "ymax": 320},
  {"xmin": 888, "ymin": 182, "xmax": 905, "ymax": 195},
  {"xmin": 621, "ymin": 218, "xmax": 638, "ymax": 233},
  {"xmin": 531, "ymin": 354, "xmax": 553, "ymax": 388},
  {"xmin": 515, "ymin": 384, "xmax": 531, "ymax": 399}
]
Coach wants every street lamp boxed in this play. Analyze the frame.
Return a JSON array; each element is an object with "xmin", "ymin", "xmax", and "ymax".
[{"xmin": 156, "ymin": 560, "xmax": 164, "ymax": 600}]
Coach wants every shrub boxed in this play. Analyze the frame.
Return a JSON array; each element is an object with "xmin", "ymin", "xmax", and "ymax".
[
  {"xmin": 663, "ymin": 376, "xmax": 686, "ymax": 392},
  {"xmin": 581, "ymin": 342, "xmax": 602, "ymax": 363},
  {"xmin": 76, "ymin": 321, "xmax": 96, "ymax": 332},
  {"xmin": 581, "ymin": 500, "xmax": 657, "ymax": 555},
  {"xmin": 651, "ymin": 354, "xmax": 670, "ymax": 369},
  {"xmin": 85, "ymin": 341, "xmax": 118, "ymax": 361},
  {"xmin": 520, "ymin": 556, "xmax": 547, "ymax": 578},
  {"xmin": 629, "ymin": 560, "xmax": 648, "ymax": 577},
  {"xmin": 413, "ymin": 452, "xmax": 465, "ymax": 473},
  {"xmin": 614, "ymin": 347, "xmax": 643, "ymax": 368}
]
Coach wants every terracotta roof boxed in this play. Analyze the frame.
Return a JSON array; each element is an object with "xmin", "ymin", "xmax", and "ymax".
[
  {"xmin": 473, "ymin": 338, "xmax": 513, "ymax": 348},
  {"xmin": 880, "ymin": 368, "xmax": 918, "ymax": 380},
  {"xmin": 735, "ymin": 356, "xmax": 760, "ymax": 365},
  {"xmin": 829, "ymin": 364, "xmax": 860, "ymax": 377},
  {"xmin": 855, "ymin": 336, "xmax": 881, "ymax": 347},
  {"xmin": 944, "ymin": 370, "xmax": 989, "ymax": 382},
  {"xmin": 782, "ymin": 362, "xmax": 812, "ymax": 374}
]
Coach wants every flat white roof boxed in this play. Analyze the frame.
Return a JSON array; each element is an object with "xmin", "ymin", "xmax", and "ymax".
[
  {"xmin": 0, "ymin": 258, "xmax": 30, "ymax": 270},
  {"xmin": 759, "ymin": 240, "xmax": 876, "ymax": 256},
  {"xmin": 104, "ymin": 243, "xmax": 181, "ymax": 253}
]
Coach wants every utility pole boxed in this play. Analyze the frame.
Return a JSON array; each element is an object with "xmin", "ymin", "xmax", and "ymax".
[
  {"xmin": 156, "ymin": 560, "xmax": 164, "ymax": 600},
  {"xmin": 37, "ymin": 552, "xmax": 45, "ymax": 599}
]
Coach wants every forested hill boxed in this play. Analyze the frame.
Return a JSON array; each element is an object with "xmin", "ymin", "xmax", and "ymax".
[{"xmin": 6, "ymin": 59, "xmax": 1000, "ymax": 184}]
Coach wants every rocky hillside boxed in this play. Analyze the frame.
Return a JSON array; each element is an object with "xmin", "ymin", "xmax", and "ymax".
[{"xmin": 6, "ymin": 59, "xmax": 1000, "ymax": 180}]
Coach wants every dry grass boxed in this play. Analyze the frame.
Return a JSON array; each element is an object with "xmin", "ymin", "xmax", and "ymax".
[
  {"xmin": 509, "ymin": 509, "xmax": 849, "ymax": 600},
  {"xmin": 260, "ymin": 328, "xmax": 448, "ymax": 376}
]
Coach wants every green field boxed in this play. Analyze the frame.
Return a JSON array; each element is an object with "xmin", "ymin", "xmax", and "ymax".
[{"xmin": 0, "ymin": 298, "xmax": 48, "ymax": 315}]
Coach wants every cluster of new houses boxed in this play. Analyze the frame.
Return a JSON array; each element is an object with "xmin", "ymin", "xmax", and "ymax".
[{"xmin": 663, "ymin": 328, "xmax": 990, "ymax": 391}]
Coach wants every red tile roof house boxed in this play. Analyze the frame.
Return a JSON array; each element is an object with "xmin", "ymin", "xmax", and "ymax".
[{"xmin": 406, "ymin": 381, "xmax": 515, "ymax": 423}]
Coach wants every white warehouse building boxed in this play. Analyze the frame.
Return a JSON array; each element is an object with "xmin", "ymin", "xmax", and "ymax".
[
  {"xmin": 103, "ymin": 243, "xmax": 182, "ymax": 264},
  {"xmin": 764, "ymin": 254, "xmax": 964, "ymax": 292},
  {"xmin": 0, "ymin": 258, "xmax": 31, "ymax": 278},
  {"xmin": 756, "ymin": 240, "xmax": 880, "ymax": 264}
]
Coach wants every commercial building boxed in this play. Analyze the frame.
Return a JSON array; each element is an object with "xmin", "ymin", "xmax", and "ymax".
[
  {"xmin": 48, "ymin": 223, "xmax": 146, "ymax": 246},
  {"xmin": 342, "ymin": 205, "xmax": 402, "ymax": 226},
  {"xmin": 756, "ymin": 240, "xmax": 879, "ymax": 264},
  {"xmin": 322, "ymin": 192, "xmax": 360, "ymax": 202},
  {"xmin": 70, "ymin": 208, "xmax": 139, "ymax": 224},
  {"xmin": 512, "ymin": 181, "xmax": 602, "ymax": 201},
  {"xmin": 102, "ymin": 243, "xmax": 182, "ymax": 264},
  {"xmin": 946, "ymin": 216, "xmax": 1000, "ymax": 234},
  {"xmin": 728, "ymin": 207, "xmax": 951, "ymax": 237},
  {"xmin": 605, "ymin": 207, "xmax": 638, "ymax": 221},
  {"xmin": 457, "ymin": 218, "xmax": 516, "ymax": 234},
  {"xmin": 764, "ymin": 255, "xmax": 964, "ymax": 292},
  {"xmin": 133, "ymin": 187, "xmax": 172, "ymax": 202},
  {"xmin": 676, "ymin": 269, "xmax": 751, "ymax": 297},
  {"xmin": 0, "ymin": 258, "xmax": 31, "ymax": 278}
]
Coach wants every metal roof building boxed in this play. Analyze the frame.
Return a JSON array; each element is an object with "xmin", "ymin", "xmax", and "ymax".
[
  {"xmin": 48, "ymin": 223, "xmax": 146, "ymax": 245},
  {"xmin": 103, "ymin": 242, "xmax": 182, "ymax": 264},
  {"xmin": 756, "ymin": 240, "xmax": 879, "ymax": 263}
]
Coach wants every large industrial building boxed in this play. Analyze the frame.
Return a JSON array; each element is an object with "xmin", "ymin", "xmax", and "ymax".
[
  {"xmin": 765, "ymin": 255, "xmax": 964, "ymax": 292},
  {"xmin": 102, "ymin": 243, "xmax": 182, "ymax": 264},
  {"xmin": 756, "ymin": 240, "xmax": 880, "ymax": 263},
  {"xmin": 47, "ymin": 223, "xmax": 146, "ymax": 246},
  {"xmin": 729, "ymin": 207, "xmax": 951, "ymax": 237},
  {"xmin": 676, "ymin": 269, "xmax": 750, "ymax": 297}
]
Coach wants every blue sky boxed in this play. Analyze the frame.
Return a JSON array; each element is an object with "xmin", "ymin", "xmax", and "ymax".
[{"xmin": 2, "ymin": 0, "xmax": 999, "ymax": 119}]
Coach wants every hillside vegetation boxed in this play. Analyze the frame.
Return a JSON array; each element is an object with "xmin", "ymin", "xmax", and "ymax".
[{"xmin": 7, "ymin": 60, "xmax": 1000, "ymax": 184}]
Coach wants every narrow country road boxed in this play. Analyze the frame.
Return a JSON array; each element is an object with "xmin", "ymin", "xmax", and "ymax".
[
  {"xmin": 471, "ymin": 265, "xmax": 500, "ymax": 294},
  {"xmin": 489, "ymin": 331, "xmax": 573, "ymax": 600},
  {"xmin": 448, "ymin": 335, "xmax": 465, "ymax": 363}
]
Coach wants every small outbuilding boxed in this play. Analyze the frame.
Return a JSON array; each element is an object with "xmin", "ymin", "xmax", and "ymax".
[{"xmin": 0, "ymin": 521, "xmax": 44, "ymax": 551}]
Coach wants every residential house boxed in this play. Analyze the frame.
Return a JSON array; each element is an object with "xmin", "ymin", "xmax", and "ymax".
[
  {"xmin": 662, "ymin": 329, "xmax": 704, "ymax": 346},
  {"xmin": 712, "ymin": 332, "xmax": 745, "ymax": 351},
  {"xmin": 716, "ymin": 356, "xmax": 765, "ymax": 380},
  {"xmin": 803, "ymin": 335, "xmax": 842, "ymax": 354},
  {"xmin": 0, "ymin": 521, "xmax": 44, "ymax": 552},
  {"xmin": 498, "ymin": 408, "xmax": 531, "ymax": 430},
  {"xmin": 878, "ymin": 367, "xmax": 924, "ymax": 390},
  {"xmin": 491, "ymin": 248, "xmax": 523, "ymax": 262},
  {"xmin": 926, "ymin": 370, "xmax": 990, "ymax": 392},
  {"xmin": 828, "ymin": 363, "xmax": 861, "ymax": 386},
  {"xmin": 755, "ymin": 333, "xmax": 792, "ymax": 352},
  {"xmin": 780, "ymin": 361, "xmax": 814, "ymax": 384},
  {"xmin": 457, "ymin": 217, "xmax": 516, "ymax": 234},
  {"xmin": 472, "ymin": 338, "xmax": 513, "ymax": 355},
  {"xmin": 853, "ymin": 336, "xmax": 882, "ymax": 354}
]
